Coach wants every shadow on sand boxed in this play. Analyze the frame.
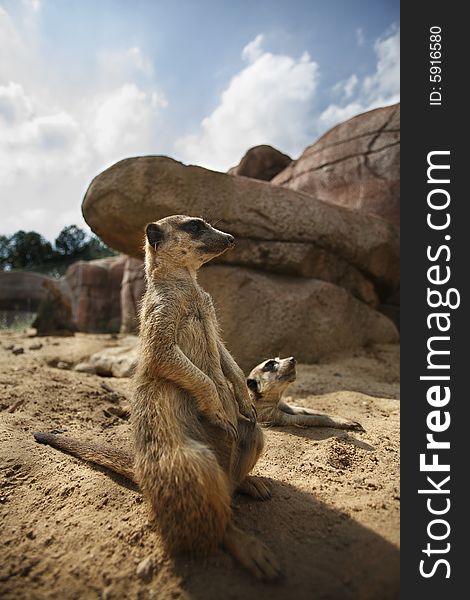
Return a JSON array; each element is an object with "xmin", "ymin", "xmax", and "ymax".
[
  {"xmin": 171, "ymin": 478, "xmax": 399, "ymax": 600},
  {"xmin": 266, "ymin": 424, "xmax": 376, "ymax": 451}
]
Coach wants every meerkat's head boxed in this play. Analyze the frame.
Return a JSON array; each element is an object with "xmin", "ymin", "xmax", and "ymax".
[
  {"xmin": 247, "ymin": 356, "xmax": 297, "ymax": 403},
  {"xmin": 144, "ymin": 214, "xmax": 235, "ymax": 274}
]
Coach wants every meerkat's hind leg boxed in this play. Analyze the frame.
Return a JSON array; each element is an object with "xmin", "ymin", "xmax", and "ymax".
[
  {"xmin": 222, "ymin": 522, "xmax": 283, "ymax": 581},
  {"xmin": 232, "ymin": 421, "xmax": 271, "ymax": 499},
  {"xmin": 278, "ymin": 405, "xmax": 365, "ymax": 432}
]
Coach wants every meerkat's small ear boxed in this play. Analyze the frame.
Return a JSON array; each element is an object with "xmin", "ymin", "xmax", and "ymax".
[
  {"xmin": 146, "ymin": 223, "xmax": 164, "ymax": 250},
  {"xmin": 247, "ymin": 378, "xmax": 260, "ymax": 393}
]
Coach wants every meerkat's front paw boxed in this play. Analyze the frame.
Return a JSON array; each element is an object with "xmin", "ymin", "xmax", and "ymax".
[
  {"xmin": 238, "ymin": 401, "xmax": 257, "ymax": 425},
  {"xmin": 207, "ymin": 410, "xmax": 239, "ymax": 440}
]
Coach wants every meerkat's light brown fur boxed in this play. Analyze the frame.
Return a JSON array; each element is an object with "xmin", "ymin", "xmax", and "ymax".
[
  {"xmin": 35, "ymin": 215, "xmax": 281, "ymax": 581},
  {"xmin": 133, "ymin": 216, "xmax": 282, "ymax": 579},
  {"xmin": 247, "ymin": 357, "xmax": 364, "ymax": 431}
]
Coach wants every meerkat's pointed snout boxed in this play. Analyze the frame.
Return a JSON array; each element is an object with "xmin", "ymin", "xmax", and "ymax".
[{"xmin": 286, "ymin": 357, "xmax": 297, "ymax": 379}]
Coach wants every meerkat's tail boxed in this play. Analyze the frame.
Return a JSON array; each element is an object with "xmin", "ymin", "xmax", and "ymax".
[{"xmin": 33, "ymin": 431, "xmax": 136, "ymax": 482}]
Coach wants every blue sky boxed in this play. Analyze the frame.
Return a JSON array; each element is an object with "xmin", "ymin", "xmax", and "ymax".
[{"xmin": 0, "ymin": 0, "xmax": 399, "ymax": 240}]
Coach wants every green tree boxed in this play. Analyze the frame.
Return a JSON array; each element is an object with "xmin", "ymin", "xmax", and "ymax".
[
  {"xmin": 0, "ymin": 226, "xmax": 117, "ymax": 275},
  {"xmin": 81, "ymin": 234, "xmax": 117, "ymax": 260},
  {"xmin": 6, "ymin": 230, "xmax": 54, "ymax": 270},
  {"xmin": 0, "ymin": 235, "xmax": 10, "ymax": 270},
  {"xmin": 54, "ymin": 225, "xmax": 87, "ymax": 256}
]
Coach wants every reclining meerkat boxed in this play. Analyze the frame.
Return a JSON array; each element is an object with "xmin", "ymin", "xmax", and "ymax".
[
  {"xmin": 247, "ymin": 356, "xmax": 364, "ymax": 431},
  {"xmin": 34, "ymin": 215, "xmax": 281, "ymax": 581}
]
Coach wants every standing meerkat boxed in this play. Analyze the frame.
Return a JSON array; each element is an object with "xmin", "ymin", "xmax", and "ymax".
[
  {"xmin": 35, "ymin": 215, "xmax": 281, "ymax": 581},
  {"xmin": 247, "ymin": 357, "xmax": 364, "ymax": 430}
]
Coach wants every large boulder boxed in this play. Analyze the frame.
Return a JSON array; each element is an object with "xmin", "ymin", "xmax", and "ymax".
[
  {"xmin": 32, "ymin": 280, "xmax": 76, "ymax": 336},
  {"xmin": 75, "ymin": 336, "xmax": 138, "ymax": 377},
  {"xmin": 272, "ymin": 104, "xmax": 400, "ymax": 225},
  {"xmin": 80, "ymin": 263, "xmax": 398, "ymax": 372},
  {"xmin": 218, "ymin": 238, "xmax": 379, "ymax": 306},
  {"xmin": 82, "ymin": 156, "xmax": 399, "ymax": 295},
  {"xmin": 113, "ymin": 245, "xmax": 378, "ymax": 317},
  {"xmin": 120, "ymin": 257, "xmax": 146, "ymax": 333},
  {"xmin": 228, "ymin": 144, "xmax": 292, "ymax": 181},
  {"xmin": 198, "ymin": 265, "xmax": 398, "ymax": 371},
  {"xmin": 379, "ymin": 289, "xmax": 400, "ymax": 330},
  {"xmin": 0, "ymin": 271, "xmax": 55, "ymax": 312},
  {"xmin": 63, "ymin": 256, "xmax": 126, "ymax": 333}
]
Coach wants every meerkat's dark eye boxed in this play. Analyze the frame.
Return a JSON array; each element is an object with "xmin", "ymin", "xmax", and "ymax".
[
  {"xmin": 263, "ymin": 360, "xmax": 278, "ymax": 372},
  {"xmin": 181, "ymin": 219, "xmax": 206, "ymax": 234}
]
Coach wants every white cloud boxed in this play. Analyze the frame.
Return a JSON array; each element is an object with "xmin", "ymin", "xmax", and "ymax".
[
  {"xmin": 2, "ymin": 207, "xmax": 47, "ymax": 237},
  {"xmin": 0, "ymin": 81, "xmax": 33, "ymax": 123},
  {"xmin": 241, "ymin": 34, "xmax": 265, "ymax": 63},
  {"xmin": 0, "ymin": 78, "xmax": 166, "ymax": 237},
  {"xmin": 320, "ymin": 101, "xmax": 365, "ymax": 130},
  {"xmin": 175, "ymin": 35, "xmax": 318, "ymax": 171},
  {"xmin": 21, "ymin": 0, "xmax": 41, "ymax": 12},
  {"xmin": 0, "ymin": 7, "xmax": 21, "ymax": 48},
  {"xmin": 0, "ymin": 80, "xmax": 93, "ymax": 240},
  {"xmin": 340, "ymin": 73, "xmax": 358, "ymax": 99},
  {"xmin": 96, "ymin": 46, "xmax": 155, "ymax": 86},
  {"xmin": 320, "ymin": 26, "xmax": 399, "ymax": 130},
  {"xmin": 175, "ymin": 27, "xmax": 399, "ymax": 172},
  {"xmin": 0, "ymin": 7, "xmax": 28, "ymax": 82},
  {"xmin": 0, "ymin": 6, "xmax": 167, "ymax": 240},
  {"xmin": 363, "ymin": 28, "xmax": 400, "ymax": 102},
  {"xmin": 0, "ymin": 82, "xmax": 90, "ymax": 183},
  {"xmin": 92, "ymin": 83, "xmax": 167, "ymax": 162}
]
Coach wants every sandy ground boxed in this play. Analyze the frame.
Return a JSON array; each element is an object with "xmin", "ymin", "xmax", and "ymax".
[{"xmin": 0, "ymin": 331, "xmax": 399, "ymax": 600}]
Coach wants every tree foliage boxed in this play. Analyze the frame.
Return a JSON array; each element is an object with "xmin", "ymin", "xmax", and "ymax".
[
  {"xmin": 54, "ymin": 225, "xmax": 87, "ymax": 256},
  {"xmin": 0, "ymin": 226, "xmax": 117, "ymax": 276},
  {"xmin": 0, "ymin": 235, "xmax": 10, "ymax": 270},
  {"xmin": 3, "ymin": 231, "xmax": 54, "ymax": 270}
]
